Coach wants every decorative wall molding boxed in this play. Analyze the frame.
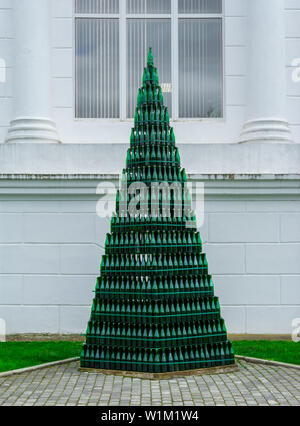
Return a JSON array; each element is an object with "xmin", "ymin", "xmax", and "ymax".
[
  {"xmin": 1, "ymin": 143, "xmax": 300, "ymax": 176},
  {"xmin": 0, "ymin": 174, "xmax": 299, "ymax": 197}
]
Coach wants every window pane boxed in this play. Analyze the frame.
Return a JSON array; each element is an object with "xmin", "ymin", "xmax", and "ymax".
[
  {"xmin": 127, "ymin": 19, "xmax": 172, "ymax": 118},
  {"xmin": 179, "ymin": 19, "xmax": 222, "ymax": 118},
  {"xmin": 75, "ymin": 0, "xmax": 119, "ymax": 14},
  {"xmin": 178, "ymin": 0, "xmax": 222, "ymax": 14},
  {"xmin": 127, "ymin": 0, "xmax": 171, "ymax": 14},
  {"xmin": 75, "ymin": 19, "xmax": 119, "ymax": 118}
]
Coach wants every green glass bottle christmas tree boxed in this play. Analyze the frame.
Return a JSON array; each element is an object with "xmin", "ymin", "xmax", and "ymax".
[{"xmin": 80, "ymin": 48, "xmax": 235, "ymax": 373}]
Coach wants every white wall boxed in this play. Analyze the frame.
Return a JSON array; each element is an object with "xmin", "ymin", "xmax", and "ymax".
[
  {"xmin": 0, "ymin": 1, "xmax": 299, "ymax": 335},
  {"xmin": 0, "ymin": 0, "xmax": 299, "ymax": 144},
  {"xmin": 0, "ymin": 0, "xmax": 13, "ymax": 144},
  {"xmin": 0, "ymin": 176, "xmax": 299, "ymax": 335},
  {"xmin": 49, "ymin": 0, "xmax": 300, "ymax": 144}
]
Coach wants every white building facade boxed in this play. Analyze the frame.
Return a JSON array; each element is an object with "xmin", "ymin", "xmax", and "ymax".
[{"xmin": 0, "ymin": 0, "xmax": 299, "ymax": 335}]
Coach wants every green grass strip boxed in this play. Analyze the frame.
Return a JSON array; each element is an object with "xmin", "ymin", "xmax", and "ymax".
[
  {"xmin": 232, "ymin": 341, "xmax": 300, "ymax": 366},
  {"xmin": 0, "ymin": 341, "xmax": 298, "ymax": 374},
  {"xmin": 0, "ymin": 342, "xmax": 82, "ymax": 373}
]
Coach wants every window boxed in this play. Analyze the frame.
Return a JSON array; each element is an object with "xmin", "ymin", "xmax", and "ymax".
[
  {"xmin": 75, "ymin": 1, "xmax": 120, "ymax": 118},
  {"xmin": 75, "ymin": 0, "xmax": 223, "ymax": 119}
]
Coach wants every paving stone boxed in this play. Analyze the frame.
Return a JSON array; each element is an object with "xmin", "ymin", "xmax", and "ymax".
[{"xmin": 0, "ymin": 361, "xmax": 299, "ymax": 406}]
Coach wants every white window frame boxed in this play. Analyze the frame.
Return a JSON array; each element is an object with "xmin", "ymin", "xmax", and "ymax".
[{"xmin": 73, "ymin": 0, "xmax": 224, "ymax": 122}]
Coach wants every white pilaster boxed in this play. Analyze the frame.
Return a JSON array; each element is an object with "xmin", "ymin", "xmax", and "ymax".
[
  {"xmin": 5, "ymin": 0, "xmax": 60, "ymax": 144},
  {"xmin": 240, "ymin": 0, "xmax": 293, "ymax": 144}
]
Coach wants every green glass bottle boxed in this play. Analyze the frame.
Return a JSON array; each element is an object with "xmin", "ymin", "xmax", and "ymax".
[{"xmin": 81, "ymin": 47, "xmax": 235, "ymax": 373}]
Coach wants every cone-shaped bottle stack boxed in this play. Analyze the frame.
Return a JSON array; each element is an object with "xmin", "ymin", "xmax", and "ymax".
[{"xmin": 80, "ymin": 48, "xmax": 235, "ymax": 373}]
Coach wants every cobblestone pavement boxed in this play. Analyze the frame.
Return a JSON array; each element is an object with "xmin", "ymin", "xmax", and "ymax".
[{"xmin": 0, "ymin": 360, "xmax": 299, "ymax": 406}]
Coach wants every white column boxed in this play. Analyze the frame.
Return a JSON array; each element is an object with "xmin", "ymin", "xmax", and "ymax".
[
  {"xmin": 6, "ymin": 0, "xmax": 60, "ymax": 143},
  {"xmin": 240, "ymin": 0, "xmax": 292, "ymax": 144}
]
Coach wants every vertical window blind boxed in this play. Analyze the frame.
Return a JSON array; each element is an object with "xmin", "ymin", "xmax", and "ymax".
[
  {"xmin": 127, "ymin": 0, "xmax": 171, "ymax": 14},
  {"xmin": 75, "ymin": 18, "xmax": 120, "ymax": 118},
  {"xmin": 75, "ymin": 0, "xmax": 119, "ymax": 14},
  {"xmin": 179, "ymin": 19, "xmax": 222, "ymax": 118},
  {"xmin": 75, "ymin": 0, "xmax": 223, "ymax": 119},
  {"xmin": 178, "ymin": 0, "xmax": 222, "ymax": 14},
  {"xmin": 127, "ymin": 19, "xmax": 172, "ymax": 118}
]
